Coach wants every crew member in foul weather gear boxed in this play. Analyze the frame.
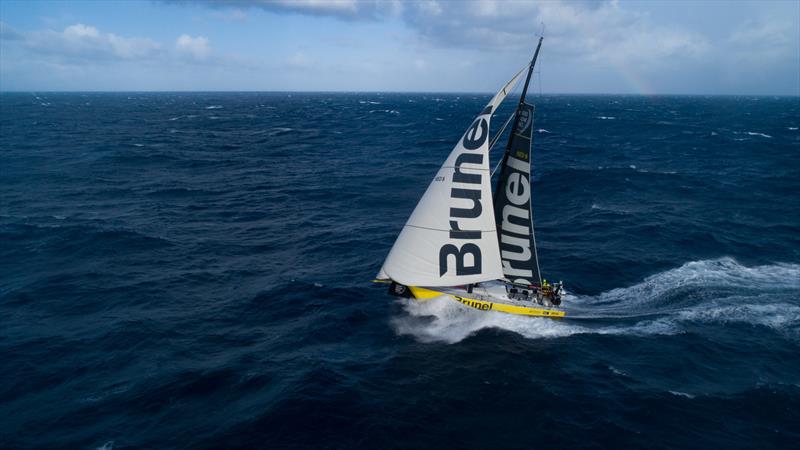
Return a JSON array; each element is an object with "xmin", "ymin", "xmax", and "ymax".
[{"xmin": 541, "ymin": 279, "xmax": 550, "ymax": 295}]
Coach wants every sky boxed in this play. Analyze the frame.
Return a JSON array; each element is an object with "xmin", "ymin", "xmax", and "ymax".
[{"xmin": 0, "ymin": 0, "xmax": 798, "ymax": 94}]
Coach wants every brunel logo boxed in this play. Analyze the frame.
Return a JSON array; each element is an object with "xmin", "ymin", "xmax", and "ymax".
[
  {"xmin": 439, "ymin": 114, "xmax": 489, "ymax": 277},
  {"xmin": 454, "ymin": 296, "xmax": 493, "ymax": 311}
]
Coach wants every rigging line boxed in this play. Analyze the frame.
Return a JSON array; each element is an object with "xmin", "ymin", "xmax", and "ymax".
[
  {"xmin": 489, "ymin": 111, "xmax": 517, "ymax": 177},
  {"xmin": 490, "ymin": 154, "xmax": 504, "ymax": 178},
  {"xmin": 405, "ymin": 224, "xmax": 497, "ymax": 233}
]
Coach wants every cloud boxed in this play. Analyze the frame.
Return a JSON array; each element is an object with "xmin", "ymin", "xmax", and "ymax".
[
  {"xmin": 172, "ymin": 0, "xmax": 711, "ymax": 70},
  {"xmin": 401, "ymin": 0, "xmax": 712, "ymax": 71},
  {"xmin": 20, "ymin": 23, "xmax": 162, "ymax": 61},
  {"xmin": 176, "ymin": 34, "xmax": 211, "ymax": 60},
  {"xmin": 728, "ymin": 18, "xmax": 798, "ymax": 64},
  {"xmin": 1, "ymin": 23, "xmax": 223, "ymax": 66},
  {"xmin": 166, "ymin": 0, "xmax": 400, "ymax": 20},
  {"xmin": 0, "ymin": 21, "xmax": 24, "ymax": 41},
  {"xmin": 209, "ymin": 8, "xmax": 249, "ymax": 21}
]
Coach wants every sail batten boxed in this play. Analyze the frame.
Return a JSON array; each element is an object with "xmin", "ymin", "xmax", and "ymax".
[{"xmin": 376, "ymin": 65, "xmax": 529, "ymax": 287}]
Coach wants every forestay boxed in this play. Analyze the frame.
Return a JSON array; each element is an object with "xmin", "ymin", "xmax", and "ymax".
[{"xmin": 377, "ymin": 66, "xmax": 528, "ymax": 287}]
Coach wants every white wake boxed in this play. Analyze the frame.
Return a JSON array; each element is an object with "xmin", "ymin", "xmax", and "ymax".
[{"xmin": 392, "ymin": 258, "xmax": 800, "ymax": 344}]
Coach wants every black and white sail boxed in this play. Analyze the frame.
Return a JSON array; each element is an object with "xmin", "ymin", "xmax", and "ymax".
[
  {"xmin": 377, "ymin": 37, "xmax": 548, "ymax": 290},
  {"xmin": 492, "ymin": 103, "xmax": 542, "ymax": 286},
  {"xmin": 375, "ymin": 66, "xmax": 529, "ymax": 287}
]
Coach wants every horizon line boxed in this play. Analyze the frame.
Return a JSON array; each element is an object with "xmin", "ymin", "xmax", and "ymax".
[{"xmin": 1, "ymin": 90, "xmax": 798, "ymax": 97}]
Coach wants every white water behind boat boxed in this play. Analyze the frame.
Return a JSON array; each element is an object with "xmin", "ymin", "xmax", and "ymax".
[{"xmin": 392, "ymin": 258, "xmax": 800, "ymax": 344}]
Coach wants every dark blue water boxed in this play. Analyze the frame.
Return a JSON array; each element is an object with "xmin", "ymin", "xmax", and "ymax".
[{"xmin": 2, "ymin": 92, "xmax": 799, "ymax": 449}]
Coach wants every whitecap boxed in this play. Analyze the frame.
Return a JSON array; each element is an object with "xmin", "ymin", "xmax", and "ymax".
[
  {"xmin": 269, "ymin": 127, "xmax": 293, "ymax": 136},
  {"xmin": 668, "ymin": 391, "xmax": 695, "ymax": 399},
  {"xmin": 608, "ymin": 366, "xmax": 628, "ymax": 377},
  {"xmin": 205, "ymin": 105, "xmax": 223, "ymax": 109},
  {"xmin": 788, "ymin": 127, "xmax": 798, "ymax": 131},
  {"xmin": 596, "ymin": 116, "xmax": 616, "ymax": 120},
  {"xmin": 746, "ymin": 131, "xmax": 772, "ymax": 138},
  {"xmin": 537, "ymin": 129, "xmax": 551, "ymax": 133}
]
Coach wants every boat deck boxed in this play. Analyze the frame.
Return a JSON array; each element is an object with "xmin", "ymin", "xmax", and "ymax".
[{"xmin": 410, "ymin": 280, "xmax": 565, "ymax": 318}]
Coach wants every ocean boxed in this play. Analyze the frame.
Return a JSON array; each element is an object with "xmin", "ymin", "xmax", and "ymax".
[{"xmin": 1, "ymin": 92, "xmax": 799, "ymax": 449}]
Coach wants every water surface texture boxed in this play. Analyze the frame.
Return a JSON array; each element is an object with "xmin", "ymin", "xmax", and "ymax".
[{"xmin": 2, "ymin": 92, "xmax": 799, "ymax": 448}]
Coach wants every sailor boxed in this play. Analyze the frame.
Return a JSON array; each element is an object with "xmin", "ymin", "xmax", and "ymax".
[{"xmin": 508, "ymin": 286, "xmax": 518, "ymax": 300}]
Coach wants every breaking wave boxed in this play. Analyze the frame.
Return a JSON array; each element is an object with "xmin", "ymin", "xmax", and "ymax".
[{"xmin": 393, "ymin": 258, "xmax": 800, "ymax": 344}]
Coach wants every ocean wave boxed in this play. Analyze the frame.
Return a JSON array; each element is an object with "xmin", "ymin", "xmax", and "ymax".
[
  {"xmin": 676, "ymin": 302, "xmax": 800, "ymax": 329},
  {"xmin": 393, "ymin": 258, "xmax": 800, "ymax": 344},
  {"xmin": 581, "ymin": 257, "xmax": 800, "ymax": 312},
  {"xmin": 269, "ymin": 127, "xmax": 293, "ymax": 136},
  {"xmin": 668, "ymin": 391, "xmax": 696, "ymax": 399}
]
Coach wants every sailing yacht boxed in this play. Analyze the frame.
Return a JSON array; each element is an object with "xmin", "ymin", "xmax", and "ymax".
[{"xmin": 375, "ymin": 38, "xmax": 565, "ymax": 318}]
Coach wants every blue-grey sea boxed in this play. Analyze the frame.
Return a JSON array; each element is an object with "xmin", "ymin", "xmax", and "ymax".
[{"xmin": 1, "ymin": 92, "xmax": 799, "ymax": 449}]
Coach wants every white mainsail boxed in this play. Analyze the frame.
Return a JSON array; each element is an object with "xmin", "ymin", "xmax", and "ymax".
[{"xmin": 377, "ymin": 66, "xmax": 529, "ymax": 287}]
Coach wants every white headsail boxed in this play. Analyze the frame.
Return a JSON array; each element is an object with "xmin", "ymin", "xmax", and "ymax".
[{"xmin": 377, "ymin": 66, "xmax": 529, "ymax": 287}]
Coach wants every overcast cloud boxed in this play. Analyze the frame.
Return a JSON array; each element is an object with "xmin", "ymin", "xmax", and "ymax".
[{"xmin": 1, "ymin": 0, "xmax": 797, "ymax": 94}]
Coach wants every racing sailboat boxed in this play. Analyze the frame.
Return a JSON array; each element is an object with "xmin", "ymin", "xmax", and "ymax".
[{"xmin": 375, "ymin": 37, "xmax": 565, "ymax": 318}]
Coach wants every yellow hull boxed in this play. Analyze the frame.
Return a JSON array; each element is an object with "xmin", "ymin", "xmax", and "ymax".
[{"xmin": 409, "ymin": 286, "xmax": 566, "ymax": 318}]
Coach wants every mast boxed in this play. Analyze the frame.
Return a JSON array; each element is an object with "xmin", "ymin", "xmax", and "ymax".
[
  {"xmin": 493, "ymin": 36, "xmax": 543, "ymax": 207},
  {"xmin": 518, "ymin": 37, "xmax": 543, "ymax": 107},
  {"xmin": 493, "ymin": 37, "xmax": 542, "ymax": 194}
]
